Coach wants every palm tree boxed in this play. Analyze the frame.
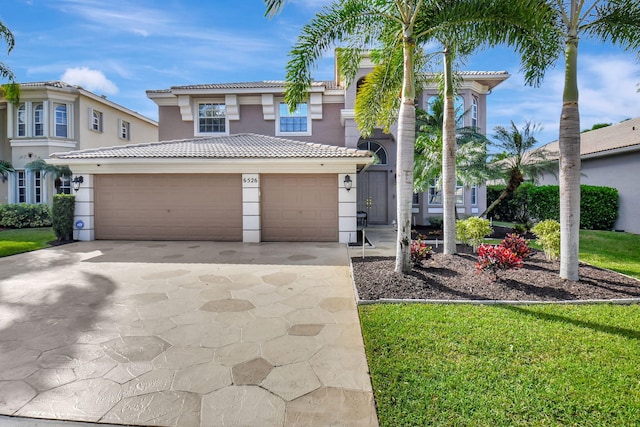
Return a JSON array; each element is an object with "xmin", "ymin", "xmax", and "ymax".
[
  {"xmin": 0, "ymin": 20, "xmax": 19, "ymax": 104},
  {"xmin": 25, "ymin": 159, "xmax": 72, "ymax": 194},
  {"xmin": 544, "ymin": 0, "xmax": 640, "ymax": 281},
  {"xmin": 352, "ymin": 0, "xmax": 559, "ymax": 256},
  {"xmin": 480, "ymin": 121, "xmax": 556, "ymax": 218},
  {"xmin": 0, "ymin": 160, "xmax": 13, "ymax": 183},
  {"xmin": 414, "ymin": 97, "xmax": 490, "ymax": 195}
]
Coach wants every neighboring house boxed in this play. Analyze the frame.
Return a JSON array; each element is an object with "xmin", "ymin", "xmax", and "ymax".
[
  {"xmin": 50, "ymin": 55, "xmax": 508, "ymax": 243},
  {"xmin": 0, "ymin": 81, "xmax": 158, "ymax": 205},
  {"xmin": 536, "ymin": 117, "xmax": 640, "ymax": 235}
]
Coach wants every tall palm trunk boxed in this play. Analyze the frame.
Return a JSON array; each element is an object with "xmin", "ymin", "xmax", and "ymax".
[
  {"xmin": 442, "ymin": 46, "xmax": 457, "ymax": 254},
  {"xmin": 559, "ymin": 35, "xmax": 580, "ymax": 281},
  {"xmin": 395, "ymin": 30, "xmax": 417, "ymax": 274}
]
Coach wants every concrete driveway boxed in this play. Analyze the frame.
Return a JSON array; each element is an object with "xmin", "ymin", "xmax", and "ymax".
[{"xmin": 0, "ymin": 241, "xmax": 378, "ymax": 427}]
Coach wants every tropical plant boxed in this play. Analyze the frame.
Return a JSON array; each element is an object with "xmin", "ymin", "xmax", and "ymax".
[
  {"xmin": 272, "ymin": 0, "xmax": 558, "ymax": 272},
  {"xmin": 414, "ymin": 97, "xmax": 489, "ymax": 194},
  {"xmin": 0, "ymin": 20, "xmax": 19, "ymax": 104},
  {"xmin": 476, "ymin": 243, "xmax": 524, "ymax": 282},
  {"xmin": 480, "ymin": 121, "xmax": 557, "ymax": 218},
  {"xmin": 456, "ymin": 216, "xmax": 493, "ymax": 251},
  {"xmin": 500, "ymin": 233, "xmax": 531, "ymax": 259},
  {"xmin": 25, "ymin": 159, "xmax": 72, "ymax": 194},
  {"xmin": 0, "ymin": 159, "xmax": 14, "ymax": 182},
  {"xmin": 532, "ymin": 219, "xmax": 561, "ymax": 260},
  {"xmin": 543, "ymin": 0, "xmax": 640, "ymax": 281},
  {"xmin": 410, "ymin": 234, "xmax": 433, "ymax": 267}
]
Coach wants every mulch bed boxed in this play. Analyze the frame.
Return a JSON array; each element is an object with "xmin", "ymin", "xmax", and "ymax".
[{"xmin": 352, "ymin": 245, "xmax": 640, "ymax": 302}]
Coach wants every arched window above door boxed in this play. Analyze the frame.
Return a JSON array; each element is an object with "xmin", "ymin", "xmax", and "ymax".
[{"xmin": 358, "ymin": 140, "xmax": 388, "ymax": 165}]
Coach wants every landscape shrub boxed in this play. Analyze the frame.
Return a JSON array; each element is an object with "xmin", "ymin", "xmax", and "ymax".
[
  {"xmin": 456, "ymin": 217, "xmax": 493, "ymax": 252},
  {"xmin": 500, "ymin": 233, "xmax": 531, "ymax": 259},
  {"xmin": 528, "ymin": 185, "xmax": 618, "ymax": 230},
  {"xmin": 51, "ymin": 194, "xmax": 75, "ymax": 241},
  {"xmin": 476, "ymin": 243, "xmax": 524, "ymax": 281},
  {"xmin": 410, "ymin": 234, "xmax": 432, "ymax": 268},
  {"xmin": 0, "ymin": 203, "xmax": 51, "ymax": 228},
  {"xmin": 531, "ymin": 219, "xmax": 561, "ymax": 260},
  {"xmin": 486, "ymin": 182, "xmax": 534, "ymax": 223}
]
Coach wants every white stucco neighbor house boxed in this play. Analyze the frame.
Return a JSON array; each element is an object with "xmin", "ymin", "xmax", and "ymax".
[{"xmin": 536, "ymin": 117, "xmax": 640, "ymax": 234}]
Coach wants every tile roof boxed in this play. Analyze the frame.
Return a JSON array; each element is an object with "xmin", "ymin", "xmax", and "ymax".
[
  {"xmin": 19, "ymin": 81, "xmax": 75, "ymax": 89},
  {"xmin": 539, "ymin": 117, "xmax": 640, "ymax": 158},
  {"xmin": 50, "ymin": 133, "xmax": 373, "ymax": 160},
  {"xmin": 146, "ymin": 80, "xmax": 342, "ymax": 93}
]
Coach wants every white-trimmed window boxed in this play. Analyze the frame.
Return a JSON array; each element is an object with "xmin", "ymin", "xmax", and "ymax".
[
  {"xmin": 59, "ymin": 177, "xmax": 72, "ymax": 194},
  {"xmin": 428, "ymin": 178, "xmax": 464, "ymax": 205},
  {"xmin": 54, "ymin": 103, "xmax": 68, "ymax": 137},
  {"xmin": 277, "ymin": 102, "xmax": 310, "ymax": 136},
  {"xmin": 455, "ymin": 96, "xmax": 464, "ymax": 127},
  {"xmin": 91, "ymin": 109, "xmax": 103, "ymax": 132},
  {"xmin": 357, "ymin": 141, "xmax": 388, "ymax": 165},
  {"xmin": 471, "ymin": 185, "xmax": 478, "ymax": 205},
  {"xmin": 33, "ymin": 103, "xmax": 44, "ymax": 136},
  {"xmin": 17, "ymin": 104, "xmax": 26, "ymax": 137},
  {"xmin": 119, "ymin": 119, "xmax": 130, "ymax": 140},
  {"xmin": 197, "ymin": 102, "xmax": 226, "ymax": 134},
  {"xmin": 471, "ymin": 96, "xmax": 478, "ymax": 128},
  {"xmin": 16, "ymin": 170, "xmax": 27, "ymax": 203},
  {"xmin": 33, "ymin": 171, "xmax": 42, "ymax": 203}
]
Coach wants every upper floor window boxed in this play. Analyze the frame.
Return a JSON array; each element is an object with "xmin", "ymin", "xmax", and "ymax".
[
  {"xmin": 91, "ymin": 109, "xmax": 103, "ymax": 132},
  {"xmin": 277, "ymin": 102, "xmax": 310, "ymax": 135},
  {"xmin": 471, "ymin": 185, "xmax": 478, "ymax": 206},
  {"xmin": 33, "ymin": 104, "xmax": 44, "ymax": 136},
  {"xmin": 54, "ymin": 103, "xmax": 68, "ymax": 137},
  {"xmin": 455, "ymin": 96, "xmax": 464, "ymax": 128},
  {"xmin": 357, "ymin": 140, "xmax": 388, "ymax": 165},
  {"xmin": 471, "ymin": 96, "xmax": 478, "ymax": 128},
  {"xmin": 119, "ymin": 119, "xmax": 130, "ymax": 140},
  {"xmin": 17, "ymin": 104, "xmax": 26, "ymax": 137},
  {"xmin": 198, "ymin": 103, "xmax": 226, "ymax": 134}
]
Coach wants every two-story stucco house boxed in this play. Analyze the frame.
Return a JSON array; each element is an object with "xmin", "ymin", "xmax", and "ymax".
[
  {"xmin": 0, "ymin": 81, "xmax": 158, "ymax": 205},
  {"xmin": 50, "ymin": 56, "xmax": 508, "ymax": 243}
]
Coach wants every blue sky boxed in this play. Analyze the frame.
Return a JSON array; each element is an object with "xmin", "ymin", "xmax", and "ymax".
[{"xmin": 2, "ymin": 0, "xmax": 639, "ymax": 146}]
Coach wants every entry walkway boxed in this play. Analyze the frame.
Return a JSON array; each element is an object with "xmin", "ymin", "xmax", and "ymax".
[{"xmin": 0, "ymin": 241, "xmax": 378, "ymax": 426}]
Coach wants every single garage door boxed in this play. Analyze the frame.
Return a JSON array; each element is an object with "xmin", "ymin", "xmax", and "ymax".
[
  {"xmin": 94, "ymin": 174, "xmax": 242, "ymax": 241},
  {"xmin": 261, "ymin": 174, "xmax": 338, "ymax": 242}
]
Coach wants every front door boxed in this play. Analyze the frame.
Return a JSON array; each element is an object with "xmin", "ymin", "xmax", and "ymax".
[{"xmin": 357, "ymin": 170, "xmax": 388, "ymax": 224}]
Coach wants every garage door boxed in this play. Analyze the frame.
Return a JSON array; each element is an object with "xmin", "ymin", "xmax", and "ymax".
[
  {"xmin": 94, "ymin": 174, "xmax": 242, "ymax": 241},
  {"xmin": 261, "ymin": 174, "xmax": 338, "ymax": 242}
]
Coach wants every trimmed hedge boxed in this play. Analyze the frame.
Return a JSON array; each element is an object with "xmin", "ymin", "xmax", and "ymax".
[
  {"xmin": 486, "ymin": 182, "xmax": 533, "ymax": 223},
  {"xmin": 51, "ymin": 194, "xmax": 75, "ymax": 241},
  {"xmin": 0, "ymin": 203, "xmax": 52, "ymax": 228},
  {"xmin": 528, "ymin": 185, "xmax": 618, "ymax": 230}
]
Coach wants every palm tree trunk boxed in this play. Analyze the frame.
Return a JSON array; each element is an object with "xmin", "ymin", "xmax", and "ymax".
[
  {"xmin": 559, "ymin": 36, "xmax": 580, "ymax": 281},
  {"xmin": 395, "ymin": 30, "xmax": 416, "ymax": 274},
  {"xmin": 480, "ymin": 188, "xmax": 511, "ymax": 218},
  {"xmin": 442, "ymin": 46, "xmax": 457, "ymax": 255}
]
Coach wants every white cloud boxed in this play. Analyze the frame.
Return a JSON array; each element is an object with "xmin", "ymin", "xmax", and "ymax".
[{"xmin": 60, "ymin": 67, "xmax": 119, "ymax": 95}]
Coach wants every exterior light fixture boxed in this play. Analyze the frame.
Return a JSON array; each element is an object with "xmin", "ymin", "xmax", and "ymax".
[
  {"xmin": 344, "ymin": 175, "xmax": 352, "ymax": 191},
  {"xmin": 72, "ymin": 176, "xmax": 84, "ymax": 192}
]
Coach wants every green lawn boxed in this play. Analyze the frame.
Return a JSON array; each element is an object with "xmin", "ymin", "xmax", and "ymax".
[
  {"xmin": 360, "ymin": 303, "xmax": 640, "ymax": 427},
  {"xmin": 0, "ymin": 227, "xmax": 56, "ymax": 257},
  {"xmin": 580, "ymin": 230, "xmax": 640, "ymax": 279}
]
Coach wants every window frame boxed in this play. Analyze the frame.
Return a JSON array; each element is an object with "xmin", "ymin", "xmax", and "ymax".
[
  {"xmin": 427, "ymin": 178, "xmax": 465, "ymax": 206},
  {"xmin": 471, "ymin": 96, "xmax": 478, "ymax": 128},
  {"xmin": 276, "ymin": 101, "xmax": 311, "ymax": 136},
  {"xmin": 470, "ymin": 185, "xmax": 478, "ymax": 206},
  {"xmin": 59, "ymin": 176, "xmax": 72, "ymax": 195},
  {"xmin": 357, "ymin": 140, "xmax": 388, "ymax": 165},
  {"xmin": 195, "ymin": 101, "xmax": 228, "ymax": 136},
  {"xmin": 16, "ymin": 170, "xmax": 27, "ymax": 203},
  {"xmin": 33, "ymin": 103, "xmax": 44, "ymax": 136},
  {"xmin": 119, "ymin": 119, "xmax": 130, "ymax": 141},
  {"xmin": 54, "ymin": 103, "xmax": 69, "ymax": 138},
  {"xmin": 91, "ymin": 109, "xmax": 103, "ymax": 133},
  {"xmin": 17, "ymin": 103, "xmax": 26, "ymax": 137}
]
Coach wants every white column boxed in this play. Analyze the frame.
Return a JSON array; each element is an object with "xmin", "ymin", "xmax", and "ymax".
[
  {"xmin": 338, "ymin": 172, "xmax": 357, "ymax": 244},
  {"xmin": 73, "ymin": 174, "xmax": 95, "ymax": 241},
  {"xmin": 242, "ymin": 173, "xmax": 260, "ymax": 242}
]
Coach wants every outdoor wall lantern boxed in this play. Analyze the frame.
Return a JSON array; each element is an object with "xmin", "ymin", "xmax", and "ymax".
[
  {"xmin": 72, "ymin": 176, "xmax": 84, "ymax": 192},
  {"xmin": 344, "ymin": 175, "xmax": 352, "ymax": 191}
]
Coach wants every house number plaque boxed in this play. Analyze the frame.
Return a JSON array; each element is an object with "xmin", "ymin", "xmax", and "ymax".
[{"xmin": 243, "ymin": 177, "xmax": 258, "ymax": 184}]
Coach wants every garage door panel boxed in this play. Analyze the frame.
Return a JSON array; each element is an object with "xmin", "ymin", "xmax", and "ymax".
[
  {"xmin": 261, "ymin": 174, "xmax": 338, "ymax": 242},
  {"xmin": 95, "ymin": 174, "xmax": 242, "ymax": 241}
]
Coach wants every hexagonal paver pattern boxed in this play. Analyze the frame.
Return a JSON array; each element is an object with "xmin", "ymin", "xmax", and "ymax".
[
  {"xmin": 261, "ymin": 362, "xmax": 321, "ymax": 401},
  {"xmin": 232, "ymin": 358, "xmax": 273, "ymax": 385},
  {"xmin": 201, "ymin": 386, "xmax": 285, "ymax": 426},
  {"xmin": 285, "ymin": 387, "xmax": 378, "ymax": 426},
  {"xmin": 102, "ymin": 336, "xmax": 171, "ymax": 363},
  {"xmin": 199, "ymin": 299, "xmax": 255, "ymax": 313},
  {"xmin": 173, "ymin": 363, "xmax": 231, "ymax": 394}
]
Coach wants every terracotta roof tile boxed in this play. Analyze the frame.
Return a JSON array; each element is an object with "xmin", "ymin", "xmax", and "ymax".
[{"xmin": 50, "ymin": 133, "xmax": 372, "ymax": 160}]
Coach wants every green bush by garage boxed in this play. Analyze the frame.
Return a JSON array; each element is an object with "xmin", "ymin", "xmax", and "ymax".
[{"xmin": 0, "ymin": 203, "xmax": 52, "ymax": 228}]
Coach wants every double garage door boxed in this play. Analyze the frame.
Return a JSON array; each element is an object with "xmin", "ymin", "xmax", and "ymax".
[{"xmin": 94, "ymin": 174, "xmax": 338, "ymax": 242}]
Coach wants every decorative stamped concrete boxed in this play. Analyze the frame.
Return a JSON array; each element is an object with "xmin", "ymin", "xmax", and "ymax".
[{"xmin": 0, "ymin": 242, "xmax": 377, "ymax": 426}]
